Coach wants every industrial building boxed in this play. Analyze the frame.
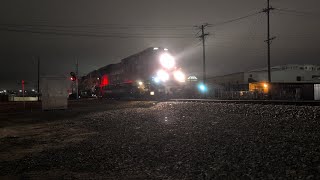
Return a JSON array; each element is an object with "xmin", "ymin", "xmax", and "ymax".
[
  {"xmin": 209, "ymin": 64, "xmax": 320, "ymax": 86},
  {"xmin": 208, "ymin": 64, "xmax": 320, "ymax": 100},
  {"xmin": 245, "ymin": 64, "xmax": 320, "ymax": 83}
]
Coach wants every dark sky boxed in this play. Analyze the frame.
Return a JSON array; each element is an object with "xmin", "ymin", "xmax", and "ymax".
[{"xmin": 1, "ymin": 0, "xmax": 320, "ymax": 89}]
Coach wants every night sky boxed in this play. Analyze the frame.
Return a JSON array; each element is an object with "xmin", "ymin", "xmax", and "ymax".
[{"xmin": 1, "ymin": 0, "xmax": 320, "ymax": 89}]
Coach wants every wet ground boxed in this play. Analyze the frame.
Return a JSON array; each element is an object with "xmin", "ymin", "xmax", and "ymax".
[{"xmin": 1, "ymin": 101, "xmax": 320, "ymax": 179}]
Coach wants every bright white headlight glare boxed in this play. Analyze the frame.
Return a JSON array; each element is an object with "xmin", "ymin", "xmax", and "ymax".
[
  {"xmin": 153, "ymin": 77, "xmax": 160, "ymax": 83},
  {"xmin": 173, "ymin": 70, "xmax": 186, "ymax": 82},
  {"xmin": 157, "ymin": 70, "xmax": 170, "ymax": 82},
  {"xmin": 160, "ymin": 53, "xmax": 175, "ymax": 69}
]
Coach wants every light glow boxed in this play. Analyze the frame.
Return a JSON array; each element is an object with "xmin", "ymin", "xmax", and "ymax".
[
  {"xmin": 173, "ymin": 70, "xmax": 186, "ymax": 82},
  {"xmin": 156, "ymin": 70, "xmax": 170, "ymax": 82},
  {"xmin": 153, "ymin": 77, "xmax": 160, "ymax": 83},
  {"xmin": 160, "ymin": 53, "xmax": 175, "ymax": 69},
  {"xmin": 263, "ymin": 83, "xmax": 268, "ymax": 88},
  {"xmin": 100, "ymin": 74, "xmax": 109, "ymax": 87},
  {"xmin": 198, "ymin": 84, "xmax": 207, "ymax": 92}
]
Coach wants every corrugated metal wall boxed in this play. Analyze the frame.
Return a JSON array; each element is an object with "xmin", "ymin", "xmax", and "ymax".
[{"xmin": 315, "ymin": 84, "xmax": 320, "ymax": 100}]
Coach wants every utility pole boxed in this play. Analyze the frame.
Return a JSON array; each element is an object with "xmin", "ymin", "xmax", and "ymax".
[
  {"xmin": 197, "ymin": 24, "xmax": 209, "ymax": 85},
  {"xmin": 76, "ymin": 59, "xmax": 79, "ymax": 100},
  {"xmin": 263, "ymin": 0, "xmax": 275, "ymax": 83},
  {"xmin": 37, "ymin": 56, "xmax": 40, "ymax": 101},
  {"xmin": 22, "ymin": 80, "xmax": 25, "ymax": 110}
]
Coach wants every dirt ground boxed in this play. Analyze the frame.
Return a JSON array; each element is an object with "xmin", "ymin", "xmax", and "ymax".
[{"xmin": 1, "ymin": 100, "xmax": 320, "ymax": 179}]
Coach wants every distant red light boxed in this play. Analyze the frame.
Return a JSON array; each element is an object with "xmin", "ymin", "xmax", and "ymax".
[{"xmin": 124, "ymin": 80, "xmax": 133, "ymax": 84}]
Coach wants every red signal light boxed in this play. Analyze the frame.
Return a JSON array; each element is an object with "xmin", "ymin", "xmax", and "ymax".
[{"xmin": 70, "ymin": 72, "xmax": 77, "ymax": 81}]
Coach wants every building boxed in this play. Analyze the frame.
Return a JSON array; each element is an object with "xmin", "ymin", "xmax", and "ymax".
[
  {"xmin": 245, "ymin": 64, "xmax": 320, "ymax": 83},
  {"xmin": 208, "ymin": 64, "xmax": 320, "ymax": 88},
  {"xmin": 207, "ymin": 72, "xmax": 247, "ymax": 91},
  {"xmin": 207, "ymin": 64, "xmax": 320, "ymax": 100}
]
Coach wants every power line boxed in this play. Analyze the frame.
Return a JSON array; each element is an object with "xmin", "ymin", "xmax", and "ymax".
[
  {"xmin": 207, "ymin": 10, "xmax": 264, "ymax": 28},
  {"xmin": 0, "ymin": 9, "xmax": 266, "ymax": 40},
  {"xmin": 0, "ymin": 27, "xmax": 195, "ymax": 39},
  {"xmin": 0, "ymin": 23, "xmax": 195, "ymax": 30},
  {"xmin": 0, "ymin": 25, "xmax": 195, "ymax": 37},
  {"xmin": 274, "ymin": 8, "xmax": 319, "ymax": 16}
]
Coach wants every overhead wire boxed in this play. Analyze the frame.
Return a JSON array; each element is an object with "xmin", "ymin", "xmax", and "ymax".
[
  {"xmin": 0, "ymin": 9, "xmax": 265, "ymax": 39},
  {"xmin": 0, "ymin": 25, "xmax": 196, "ymax": 37},
  {"xmin": 273, "ymin": 8, "xmax": 319, "ymax": 16},
  {"xmin": 0, "ymin": 21, "xmax": 201, "ymax": 39},
  {"xmin": 207, "ymin": 10, "xmax": 264, "ymax": 28},
  {"xmin": 0, "ymin": 23, "xmax": 196, "ymax": 31},
  {"xmin": 0, "ymin": 26, "xmax": 196, "ymax": 39}
]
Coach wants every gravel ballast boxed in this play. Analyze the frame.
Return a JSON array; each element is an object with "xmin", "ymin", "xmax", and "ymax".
[{"xmin": 1, "ymin": 101, "xmax": 320, "ymax": 179}]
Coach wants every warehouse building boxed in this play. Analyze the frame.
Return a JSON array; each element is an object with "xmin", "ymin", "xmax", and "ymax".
[{"xmin": 208, "ymin": 64, "xmax": 320, "ymax": 100}]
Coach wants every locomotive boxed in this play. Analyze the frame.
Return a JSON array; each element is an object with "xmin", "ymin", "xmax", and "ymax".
[{"xmin": 80, "ymin": 47, "xmax": 186, "ymax": 99}]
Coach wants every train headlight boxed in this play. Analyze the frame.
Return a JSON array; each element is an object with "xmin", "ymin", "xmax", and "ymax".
[
  {"xmin": 157, "ymin": 70, "xmax": 170, "ymax": 82},
  {"xmin": 160, "ymin": 53, "xmax": 175, "ymax": 69},
  {"xmin": 173, "ymin": 70, "xmax": 186, "ymax": 82},
  {"xmin": 153, "ymin": 77, "xmax": 160, "ymax": 83}
]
